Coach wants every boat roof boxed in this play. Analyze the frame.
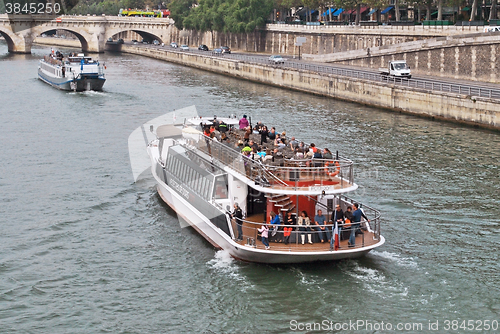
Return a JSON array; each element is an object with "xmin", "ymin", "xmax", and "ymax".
[
  {"xmin": 157, "ymin": 124, "xmax": 183, "ymax": 138},
  {"xmin": 186, "ymin": 116, "xmax": 239, "ymax": 126}
]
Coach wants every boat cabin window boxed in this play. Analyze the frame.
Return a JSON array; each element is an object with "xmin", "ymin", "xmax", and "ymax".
[{"xmin": 213, "ymin": 175, "xmax": 228, "ymax": 199}]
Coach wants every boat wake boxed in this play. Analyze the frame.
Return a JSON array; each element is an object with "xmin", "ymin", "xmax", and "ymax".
[
  {"xmin": 68, "ymin": 90, "xmax": 107, "ymax": 96},
  {"xmin": 208, "ymin": 249, "xmax": 235, "ymax": 269},
  {"xmin": 207, "ymin": 250, "xmax": 253, "ymax": 285},
  {"xmin": 370, "ymin": 250, "xmax": 418, "ymax": 269},
  {"xmin": 346, "ymin": 262, "xmax": 409, "ymax": 298}
]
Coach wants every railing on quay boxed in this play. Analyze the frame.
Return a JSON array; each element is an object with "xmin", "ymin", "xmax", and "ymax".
[
  {"xmin": 210, "ymin": 52, "xmax": 500, "ymax": 100},
  {"xmin": 194, "ymin": 133, "xmax": 354, "ymax": 191},
  {"xmin": 146, "ymin": 46, "xmax": 500, "ymax": 100}
]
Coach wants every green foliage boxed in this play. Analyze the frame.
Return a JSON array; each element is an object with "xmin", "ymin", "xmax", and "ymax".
[
  {"xmin": 169, "ymin": 0, "xmax": 274, "ymax": 33},
  {"xmin": 168, "ymin": 0, "xmax": 191, "ymax": 29}
]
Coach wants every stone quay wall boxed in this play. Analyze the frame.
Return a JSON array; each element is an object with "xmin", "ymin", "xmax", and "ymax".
[{"xmin": 121, "ymin": 44, "xmax": 499, "ymax": 130}]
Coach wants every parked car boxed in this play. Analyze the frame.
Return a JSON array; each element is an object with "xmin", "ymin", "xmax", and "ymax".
[
  {"xmin": 269, "ymin": 55, "xmax": 285, "ymax": 64},
  {"xmin": 180, "ymin": 44, "xmax": 189, "ymax": 51},
  {"xmin": 131, "ymin": 39, "xmax": 138, "ymax": 43},
  {"xmin": 170, "ymin": 42, "xmax": 178, "ymax": 48},
  {"xmin": 153, "ymin": 40, "xmax": 160, "ymax": 45},
  {"xmin": 213, "ymin": 48, "xmax": 223, "ymax": 55},
  {"xmin": 220, "ymin": 46, "xmax": 231, "ymax": 54},
  {"xmin": 118, "ymin": 38, "xmax": 124, "ymax": 44},
  {"xmin": 198, "ymin": 44, "xmax": 209, "ymax": 51}
]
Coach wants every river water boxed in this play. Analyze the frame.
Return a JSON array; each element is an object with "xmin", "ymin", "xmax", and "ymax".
[{"xmin": 1, "ymin": 40, "xmax": 499, "ymax": 333}]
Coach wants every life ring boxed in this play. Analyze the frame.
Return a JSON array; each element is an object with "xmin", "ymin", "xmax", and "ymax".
[{"xmin": 324, "ymin": 161, "xmax": 340, "ymax": 177}]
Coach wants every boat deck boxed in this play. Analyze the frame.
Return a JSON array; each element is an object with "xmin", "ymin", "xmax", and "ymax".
[
  {"xmin": 231, "ymin": 213, "xmax": 379, "ymax": 252},
  {"xmin": 190, "ymin": 131, "xmax": 355, "ymax": 192}
]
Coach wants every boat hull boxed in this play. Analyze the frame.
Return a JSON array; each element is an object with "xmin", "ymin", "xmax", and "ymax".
[
  {"xmin": 154, "ymin": 172, "xmax": 385, "ymax": 264},
  {"xmin": 38, "ymin": 68, "xmax": 105, "ymax": 92}
]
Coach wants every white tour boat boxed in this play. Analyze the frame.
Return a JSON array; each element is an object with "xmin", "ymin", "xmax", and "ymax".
[
  {"xmin": 147, "ymin": 112, "xmax": 385, "ymax": 263},
  {"xmin": 38, "ymin": 52, "xmax": 105, "ymax": 91}
]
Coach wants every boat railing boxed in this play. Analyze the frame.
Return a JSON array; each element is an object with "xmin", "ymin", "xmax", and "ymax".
[
  {"xmin": 194, "ymin": 133, "xmax": 354, "ymax": 191},
  {"xmin": 229, "ymin": 216, "xmax": 381, "ymax": 251},
  {"xmin": 216, "ymin": 193, "xmax": 381, "ymax": 250}
]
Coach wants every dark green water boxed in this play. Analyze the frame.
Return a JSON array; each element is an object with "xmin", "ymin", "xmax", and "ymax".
[{"xmin": 1, "ymin": 41, "xmax": 499, "ymax": 333}]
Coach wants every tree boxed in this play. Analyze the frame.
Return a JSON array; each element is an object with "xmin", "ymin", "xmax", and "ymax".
[{"xmin": 169, "ymin": 0, "xmax": 193, "ymax": 30}]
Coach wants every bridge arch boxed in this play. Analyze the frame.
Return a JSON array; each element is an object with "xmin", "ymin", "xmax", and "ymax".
[
  {"xmin": 34, "ymin": 27, "xmax": 91, "ymax": 52},
  {"xmin": 0, "ymin": 29, "xmax": 16, "ymax": 53},
  {"xmin": 105, "ymin": 29, "xmax": 165, "ymax": 44}
]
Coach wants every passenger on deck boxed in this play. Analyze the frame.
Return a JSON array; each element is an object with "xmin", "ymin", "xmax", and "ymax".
[
  {"xmin": 236, "ymin": 140, "xmax": 244, "ymax": 150},
  {"xmin": 243, "ymin": 126, "xmax": 251, "ymax": 143},
  {"xmin": 251, "ymin": 147, "xmax": 261, "ymax": 161},
  {"xmin": 331, "ymin": 205, "xmax": 345, "ymax": 249},
  {"xmin": 262, "ymin": 148, "xmax": 273, "ymax": 164},
  {"xmin": 258, "ymin": 224, "xmax": 270, "ymax": 250},
  {"xmin": 280, "ymin": 131, "xmax": 287, "ymax": 143},
  {"xmin": 257, "ymin": 147, "xmax": 266, "ymax": 159},
  {"xmin": 352, "ymin": 203, "xmax": 370, "ymax": 234},
  {"xmin": 343, "ymin": 206, "xmax": 354, "ymax": 247},
  {"xmin": 231, "ymin": 203, "xmax": 244, "ymax": 241},
  {"xmin": 268, "ymin": 127, "xmax": 276, "ymax": 141},
  {"xmin": 273, "ymin": 133, "xmax": 281, "ymax": 146},
  {"xmin": 259, "ymin": 125, "xmax": 269, "ymax": 145},
  {"xmin": 276, "ymin": 138, "xmax": 287, "ymax": 150},
  {"xmin": 305, "ymin": 147, "xmax": 314, "ymax": 159},
  {"xmin": 255, "ymin": 121, "xmax": 264, "ymax": 132},
  {"xmin": 212, "ymin": 115, "xmax": 219, "ymax": 128},
  {"xmin": 269, "ymin": 211, "xmax": 281, "ymax": 242},
  {"xmin": 284, "ymin": 211, "xmax": 296, "ymax": 245},
  {"xmin": 310, "ymin": 143, "xmax": 317, "ymax": 153},
  {"xmin": 297, "ymin": 211, "xmax": 312, "ymax": 244},
  {"xmin": 289, "ymin": 137, "xmax": 298, "ymax": 150},
  {"xmin": 249, "ymin": 140, "xmax": 258, "ymax": 151},
  {"xmin": 272, "ymin": 148, "xmax": 283, "ymax": 162},
  {"xmin": 218, "ymin": 121, "xmax": 228, "ymax": 133},
  {"xmin": 212, "ymin": 127, "xmax": 221, "ymax": 141},
  {"xmin": 322, "ymin": 148, "xmax": 333, "ymax": 160},
  {"xmin": 241, "ymin": 145, "xmax": 252, "ymax": 156},
  {"xmin": 314, "ymin": 209, "xmax": 329, "ymax": 243},
  {"xmin": 220, "ymin": 132, "xmax": 230, "ymax": 144},
  {"xmin": 239, "ymin": 114, "xmax": 249, "ymax": 129},
  {"xmin": 313, "ymin": 148, "xmax": 323, "ymax": 167},
  {"xmin": 294, "ymin": 147, "xmax": 304, "ymax": 159},
  {"xmin": 203, "ymin": 127, "xmax": 211, "ymax": 137}
]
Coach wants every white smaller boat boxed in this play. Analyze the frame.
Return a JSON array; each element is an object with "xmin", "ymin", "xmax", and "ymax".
[{"xmin": 38, "ymin": 52, "xmax": 106, "ymax": 91}]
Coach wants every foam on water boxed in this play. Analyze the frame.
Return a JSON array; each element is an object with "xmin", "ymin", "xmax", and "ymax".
[
  {"xmin": 370, "ymin": 250, "xmax": 418, "ymax": 268},
  {"xmin": 345, "ymin": 262, "xmax": 410, "ymax": 299},
  {"xmin": 206, "ymin": 250, "xmax": 255, "ymax": 292}
]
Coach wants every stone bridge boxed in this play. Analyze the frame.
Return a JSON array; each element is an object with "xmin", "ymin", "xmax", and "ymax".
[{"xmin": 0, "ymin": 14, "xmax": 174, "ymax": 53}]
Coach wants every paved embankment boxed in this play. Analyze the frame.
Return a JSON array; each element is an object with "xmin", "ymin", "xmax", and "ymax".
[{"xmin": 121, "ymin": 45, "xmax": 498, "ymax": 130}]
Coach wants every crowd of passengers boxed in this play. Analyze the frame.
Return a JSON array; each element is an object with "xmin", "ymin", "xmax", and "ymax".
[
  {"xmin": 202, "ymin": 115, "xmax": 335, "ymax": 166},
  {"xmin": 233, "ymin": 203, "xmax": 370, "ymax": 250}
]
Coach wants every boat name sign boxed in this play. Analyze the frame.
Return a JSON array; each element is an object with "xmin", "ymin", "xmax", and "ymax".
[
  {"xmin": 170, "ymin": 179, "xmax": 190, "ymax": 199},
  {"xmin": 309, "ymin": 185, "xmax": 337, "ymax": 193}
]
